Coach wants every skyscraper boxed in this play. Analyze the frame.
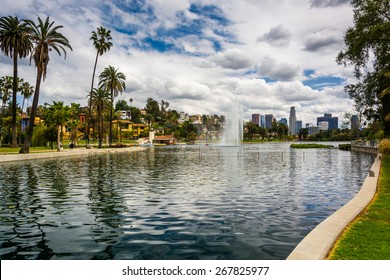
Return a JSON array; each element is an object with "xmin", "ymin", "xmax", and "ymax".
[
  {"xmin": 252, "ymin": 114, "xmax": 260, "ymax": 126},
  {"xmin": 317, "ymin": 113, "xmax": 338, "ymax": 129},
  {"xmin": 265, "ymin": 114, "xmax": 274, "ymax": 129},
  {"xmin": 289, "ymin": 106, "xmax": 297, "ymax": 135},
  {"xmin": 296, "ymin": 120, "xmax": 302, "ymax": 133}
]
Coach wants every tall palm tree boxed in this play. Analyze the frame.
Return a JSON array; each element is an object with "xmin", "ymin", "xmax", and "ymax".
[
  {"xmin": 20, "ymin": 80, "xmax": 34, "ymax": 115},
  {"xmin": 99, "ymin": 65, "xmax": 126, "ymax": 146},
  {"xmin": 89, "ymin": 86, "xmax": 110, "ymax": 148},
  {"xmin": 87, "ymin": 26, "xmax": 112, "ymax": 146},
  {"xmin": 0, "ymin": 16, "xmax": 33, "ymax": 147},
  {"xmin": 19, "ymin": 16, "xmax": 72, "ymax": 154},
  {"xmin": 43, "ymin": 101, "xmax": 71, "ymax": 151}
]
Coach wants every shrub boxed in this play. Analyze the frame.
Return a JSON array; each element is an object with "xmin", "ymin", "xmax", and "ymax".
[{"xmin": 378, "ymin": 139, "xmax": 390, "ymax": 155}]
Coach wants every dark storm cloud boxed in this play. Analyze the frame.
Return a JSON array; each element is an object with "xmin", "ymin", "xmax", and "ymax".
[
  {"xmin": 257, "ymin": 25, "xmax": 292, "ymax": 47},
  {"xmin": 304, "ymin": 35, "xmax": 340, "ymax": 52},
  {"xmin": 310, "ymin": 0, "xmax": 350, "ymax": 8}
]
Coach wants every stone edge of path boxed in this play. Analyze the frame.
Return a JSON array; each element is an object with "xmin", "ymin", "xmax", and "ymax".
[
  {"xmin": 287, "ymin": 153, "xmax": 382, "ymax": 260},
  {"xmin": 0, "ymin": 147, "xmax": 147, "ymax": 163}
]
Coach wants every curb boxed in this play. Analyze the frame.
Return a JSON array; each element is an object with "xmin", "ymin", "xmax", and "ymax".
[
  {"xmin": 287, "ymin": 153, "xmax": 382, "ymax": 260},
  {"xmin": 0, "ymin": 147, "xmax": 146, "ymax": 163}
]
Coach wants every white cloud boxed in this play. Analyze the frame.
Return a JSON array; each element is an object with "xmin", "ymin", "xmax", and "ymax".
[{"xmin": 0, "ymin": 0, "xmax": 357, "ymax": 125}]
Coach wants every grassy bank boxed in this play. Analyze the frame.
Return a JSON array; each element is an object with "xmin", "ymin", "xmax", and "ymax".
[
  {"xmin": 290, "ymin": 143, "xmax": 335, "ymax": 149},
  {"xmin": 328, "ymin": 154, "xmax": 390, "ymax": 259},
  {"xmin": 0, "ymin": 147, "xmax": 54, "ymax": 154}
]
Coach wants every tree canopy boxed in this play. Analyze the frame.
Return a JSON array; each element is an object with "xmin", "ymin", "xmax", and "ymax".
[{"xmin": 337, "ymin": 0, "xmax": 390, "ymax": 136}]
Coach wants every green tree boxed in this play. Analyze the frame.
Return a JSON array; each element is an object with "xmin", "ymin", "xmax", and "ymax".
[
  {"xmin": 0, "ymin": 75, "xmax": 13, "ymax": 108},
  {"xmin": 19, "ymin": 16, "xmax": 72, "ymax": 153},
  {"xmin": 244, "ymin": 121, "xmax": 260, "ymax": 141},
  {"xmin": 337, "ymin": 0, "xmax": 390, "ymax": 136},
  {"xmin": 19, "ymin": 80, "xmax": 33, "ymax": 114},
  {"xmin": 0, "ymin": 16, "xmax": 33, "ymax": 147},
  {"xmin": 145, "ymin": 97, "xmax": 160, "ymax": 126},
  {"xmin": 87, "ymin": 27, "xmax": 112, "ymax": 146},
  {"xmin": 115, "ymin": 99, "xmax": 130, "ymax": 111},
  {"xmin": 99, "ymin": 65, "xmax": 126, "ymax": 146},
  {"xmin": 90, "ymin": 87, "xmax": 110, "ymax": 148},
  {"xmin": 43, "ymin": 101, "xmax": 71, "ymax": 151},
  {"xmin": 298, "ymin": 128, "xmax": 308, "ymax": 141}
]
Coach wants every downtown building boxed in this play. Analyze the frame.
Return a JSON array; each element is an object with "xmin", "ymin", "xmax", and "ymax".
[{"xmin": 317, "ymin": 113, "xmax": 338, "ymax": 130}]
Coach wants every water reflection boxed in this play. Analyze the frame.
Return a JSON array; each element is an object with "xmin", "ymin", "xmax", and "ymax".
[{"xmin": 0, "ymin": 143, "xmax": 374, "ymax": 259}]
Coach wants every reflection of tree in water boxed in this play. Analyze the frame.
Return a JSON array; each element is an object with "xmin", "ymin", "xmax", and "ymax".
[
  {"xmin": 0, "ymin": 163, "xmax": 54, "ymax": 259},
  {"xmin": 45, "ymin": 160, "xmax": 71, "ymax": 209},
  {"xmin": 87, "ymin": 154, "xmax": 127, "ymax": 259}
]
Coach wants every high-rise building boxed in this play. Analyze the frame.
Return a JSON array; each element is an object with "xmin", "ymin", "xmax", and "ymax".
[
  {"xmin": 319, "ymin": 121, "xmax": 329, "ymax": 130},
  {"xmin": 260, "ymin": 115, "xmax": 265, "ymax": 128},
  {"xmin": 265, "ymin": 114, "xmax": 274, "ymax": 129},
  {"xmin": 317, "ymin": 113, "xmax": 338, "ymax": 129},
  {"xmin": 252, "ymin": 114, "xmax": 260, "ymax": 126},
  {"xmin": 296, "ymin": 120, "xmax": 302, "ymax": 133},
  {"xmin": 279, "ymin": 118, "xmax": 288, "ymax": 125},
  {"xmin": 289, "ymin": 106, "xmax": 297, "ymax": 135}
]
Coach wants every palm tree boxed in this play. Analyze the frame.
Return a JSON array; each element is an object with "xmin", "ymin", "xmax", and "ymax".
[
  {"xmin": 87, "ymin": 26, "xmax": 112, "ymax": 147},
  {"xmin": 89, "ymin": 86, "xmax": 110, "ymax": 148},
  {"xmin": 19, "ymin": 80, "xmax": 34, "ymax": 115},
  {"xmin": 43, "ymin": 101, "xmax": 71, "ymax": 151},
  {"xmin": 99, "ymin": 65, "xmax": 126, "ymax": 146},
  {"xmin": 19, "ymin": 16, "xmax": 72, "ymax": 154},
  {"xmin": 0, "ymin": 16, "xmax": 33, "ymax": 147}
]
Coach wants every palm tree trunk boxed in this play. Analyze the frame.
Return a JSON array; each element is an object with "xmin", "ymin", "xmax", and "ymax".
[
  {"xmin": 11, "ymin": 50, "xmax": 18, "ymax": 148},
  {"xmin": 97, "ymin": 108, "xmax": 101, "ymax": 148},
  {"xmin": 57, "ymin": 124, "xmax": 61, "ymax": 152},
  {"xmin": 87, "ymin": 51, "xmax": 99, "ymax": 146},
  {"xmin": 19, "ymin": 67, "xmax": 43, "ymax": 154},
  {"xmin": 109, "ymin": 88, "xmax": 113, "ymax": 146}
]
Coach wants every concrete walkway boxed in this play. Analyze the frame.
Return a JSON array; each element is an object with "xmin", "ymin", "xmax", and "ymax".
[
  {"xmin": 287, "ymin": 153, "xmax": 382, "ymax": 260},
  {"xmin": 0, "ymin": 146, "xmax": 146, "ymax": 163}
]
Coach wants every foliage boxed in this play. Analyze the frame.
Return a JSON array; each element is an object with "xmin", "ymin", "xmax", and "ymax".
[
  {"xmin": 178, "ymin": 120, "xmax": 198, "ymax": 141},
  {"xmin": 0, "ymin": 16, "xmax": 33, "ymax": 147},
  {"xmin": 337, "ymin": 0, "xmax": 390, "ymax": 136},
  {"xmin": 290, "ymin": 143, "xmax": 335, "ymax": 149},
  {"xmin": 379, "ymin": 139, "xmax": 390, "ymax": 155},
  {"xmin": 339, "ymin": 144, "xmax": 351, "ymax": 151},
  {"xmin": 115, "ymin": 100, "xmax": 130, "ymax": 111},
  {"xmin": 90, "ymin": 87, "xmax": 110, "ymax": 148},
  {"xmin": 20, "ymin": 16, "xmax": 72, "ymax": 153},
  {"xmin": 99, "ymin": 65, "xmax": 126, "ymax": 146},
  {"xmin": 329, "ymin": 155, "xmax": 390, "ymax": 259},
  {"xmin": 87, "ymin": 26, "xmax": 112, "ymax": 145}
]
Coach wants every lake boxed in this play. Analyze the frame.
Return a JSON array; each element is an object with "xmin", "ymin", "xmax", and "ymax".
[{"xmin": 0, "ymin": 143, "xmax": 374, "ymax": 260}]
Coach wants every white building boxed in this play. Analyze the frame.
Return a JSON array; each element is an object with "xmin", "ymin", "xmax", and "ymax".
[{"xmin": 319, "ymin": 121, "xmax": 329, "ymax": 130}]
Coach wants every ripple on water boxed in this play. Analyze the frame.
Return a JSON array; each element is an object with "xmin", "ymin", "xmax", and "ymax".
[{"xmin": 0, "ymin": 143, "xmax": 374, "ymax": 259}]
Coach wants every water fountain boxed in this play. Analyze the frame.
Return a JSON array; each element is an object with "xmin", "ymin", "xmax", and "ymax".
[{"xmin": 221, "ymin": 99, "xmax": 243, "ymax": 146}]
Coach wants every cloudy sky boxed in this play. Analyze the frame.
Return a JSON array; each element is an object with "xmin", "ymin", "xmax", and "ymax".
[{"xmin": 0, "ymin": 0, "xmax": 356, "ymax": 125}]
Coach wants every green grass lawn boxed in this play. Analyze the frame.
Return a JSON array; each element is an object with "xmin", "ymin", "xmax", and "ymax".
[
  {"xmin": 0, "ymin": 146, "xmax": 54, "ymax": 154},
  {"xmin": 290, "ymin": 143, "xmax": 335, "ymax": 149},
  {"xmin": 328, "ymin": 154, "xmax": 390, "ymax": 260}
]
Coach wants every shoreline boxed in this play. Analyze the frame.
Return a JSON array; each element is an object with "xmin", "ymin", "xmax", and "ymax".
[
  {"xmin": 0, "ymin": 146, "xmax": 147, "ymax": 163},
  {"xmin": 0, "ymin": 145, "xmax": 380, "ymax": 260},
  {"xmin": 287, "ymin": 153, "xmax": 382, "ymax": 259}
]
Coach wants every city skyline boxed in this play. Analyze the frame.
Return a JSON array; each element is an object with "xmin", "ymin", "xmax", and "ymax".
[{"xmin": 1, "ymin": 0, "xmax": 357, "ymax": 123}]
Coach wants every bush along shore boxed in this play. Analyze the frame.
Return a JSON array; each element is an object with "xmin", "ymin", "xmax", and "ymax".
[
  {"xmin": 328, "ymin": 154, "xmax": 390, "ymax": 259},
  {"xmin": 290, "ymin": 143, "xmax": 335, "ymax": 149}
]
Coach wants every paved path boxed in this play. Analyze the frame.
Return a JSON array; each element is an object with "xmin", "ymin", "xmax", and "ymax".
[{"xmin": 287, "ymin": 153, "xmax": 382, "ymax": 259}]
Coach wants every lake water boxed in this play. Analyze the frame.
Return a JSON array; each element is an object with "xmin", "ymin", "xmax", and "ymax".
[{"xmin": 0, "ymin": 143, "xmax": 374, "ymax": 260}]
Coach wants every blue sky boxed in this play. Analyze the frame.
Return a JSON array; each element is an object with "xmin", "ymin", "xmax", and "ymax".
[{"xmin": 0, "ymin": 0, "xmax": 356, "ymax": 125}]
